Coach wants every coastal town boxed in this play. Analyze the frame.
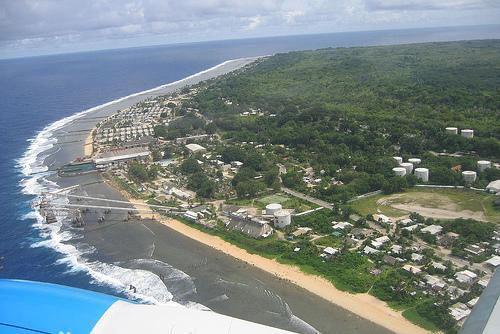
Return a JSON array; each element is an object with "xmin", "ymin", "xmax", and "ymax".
[{"xmin": 44, "ymin": 73, "xmax": 500, "ymax": 334}]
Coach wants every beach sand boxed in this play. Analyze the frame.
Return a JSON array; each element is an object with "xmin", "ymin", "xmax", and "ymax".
[
  {"xmin": 127, "ymin": 198, "xmax": 427, "ymax": 334},
  {"xmin": 84, "ymin": 129, "xmax": 94, "ymax": 157}
]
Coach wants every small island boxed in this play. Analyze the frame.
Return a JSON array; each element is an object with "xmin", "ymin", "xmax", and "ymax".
[{"xmin": 54, "ymin": 40, "xmax": 500, "ymax": 334}]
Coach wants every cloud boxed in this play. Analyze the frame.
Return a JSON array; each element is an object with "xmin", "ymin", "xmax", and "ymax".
[
  {"xmin": 364, "ymin": 0, "xmax": 499, "ymax": 11},
  {"xmin": 245, "ymin": 15, "xmax": 265, "ymax": 31},
  {"xmin": 0, "ymin": 0, "xmax": 498, "ymax": 58}
]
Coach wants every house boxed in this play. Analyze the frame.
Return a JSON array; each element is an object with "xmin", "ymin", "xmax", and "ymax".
[
  {"xmin": 322, "ymin": 247, "xmax": 339, "ymax": 258},
  {"xmin": 231, "ymin": 161, "xmax": 244, "ymax": 168},
  {"xmin": 383, "ymin": 255, "xmax": 398, "ymax": 266},
  {"xmin": 411, "ymin": 253, "xmax": 424, "ymax": 263},
  {"xmin": 466, "ymin": 297, "xmax": 479, "ymax": 308},
  {"xmin": 185, "ymin": 143, "xmax": 206, "ymax": 153},
  {"xmin": 464, "ymin": 244, "xmax": 485, "ymax": 256},
  {"xmin": 420, "ymin": 224, "xmax": 443, "ymax": 235},
  {"xmin": 374, "ymin": 214, "xmax": 391, "ymax": 224},
  {"xmin": 332, "ymin": 221, "xmax": 353, "ymax": 230},
  {"xmin": 431, "ymin": 261, "xmax": 447, "ymax": 271},
  {"xmin": 165, "ymin": 185, "xmax": 196, "ymax": 201},
  {"xmin": 455, "ymin": 270, "xmax": 478, "ymax": 285},
  {"xmin": 449, "ymin": 303, "xmax": 471, "ymax": 322},
  {"xmin": 485, "ymin": 255, "xmax": 500, "ymax": 269},
  {"xmin": 292, "ymin": 227, "xmax": 313, "ymax": 238},
  {"xmin": 391, "ymin": 245, "xmax": 403, "ymax": 255},
  {"xmin": 363, "ymin": 246, "xmax": 379, "ymax": 255},
  {"xmin": 371, "ymin": 236, "xmax": 390, "ymax": 249},
  {"xmin": 403, "ymin": 264, "xmax": 422, "ymax": 275},
  {"xmin": 486, "ymin": 180, "xmax": 500, "ymax": 194},
  {"xmin": 424, "ymin": 274, "xmax": 447, "ymax": 291},
  {"xmin": 350, "ymin": 228, "xmax": 373, "ymax": 239},
  {"xmin": 438, "ymin": 232, "xmax": 460, "ymax": 248},
  {"xmin": 448, "ymin": 286, "xmax": 467, "ymax": 300},
  {"xmin": 398, "ymin": 218, "xmax": 413, "ymax": 226},
  {"xmin": 403, "ymin": 224, "xmax": 421, "ymax": 232}
]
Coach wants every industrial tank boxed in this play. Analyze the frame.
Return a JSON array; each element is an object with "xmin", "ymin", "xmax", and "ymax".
[
  {"xmin": 445, "ymin": 127, "xmax": 458, "ymax": 135},
  {"xmin": 392, "ymin": 167, "xmax": 407, "ymax": 177},
  {"xmin": 265, "ymin": 203, "xmax": 282, "ymax": 215},
  {"xmin": 399, "ymin": 162, "xmax": 414, "ymax": 175},
  {"xmin": 393, "ymin": 157, "xmax": 403, "ymax": 165},
  {"xmin": 462, "ymin": 171, "xmax": 477, "ymax": 183},
  {"xmin": 408, "ymin": 158, "xmax": 421, "ymax": 165},
  {"xmin": 414, "ymin": 168, "xmax": 429, "ymax": 182},
  {"xmin": 274, "ymin": 210, "xmax": 291, "ymax": 228},
  {"xmin": 477, "ymin": 160, "xmax": 491, "ymax": 172},
  {"xmin": 461, "ymin": 129, "xmax": 474, "ymax": 138}
]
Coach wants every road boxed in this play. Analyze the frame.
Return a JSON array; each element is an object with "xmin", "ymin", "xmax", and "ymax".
[{"xmin": 281, "ymin": 187, "xmax": 333, "ymax": 210}]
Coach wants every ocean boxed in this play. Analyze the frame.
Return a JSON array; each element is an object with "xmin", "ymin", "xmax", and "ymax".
[{"xmin": 1, "ymin": 25, "xmax": 499, "ymax": 333}]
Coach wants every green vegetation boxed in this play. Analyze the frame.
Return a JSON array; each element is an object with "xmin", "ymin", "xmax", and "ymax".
[
  {"xmin": 127, "ymin": 161, "xmax": 161, "ymax": 183},
  {"xmin": 193, "ymin": 40, "xmax": 500, "ymax": 203}
]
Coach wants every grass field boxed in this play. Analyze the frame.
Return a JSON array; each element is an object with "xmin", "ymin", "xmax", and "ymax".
[{"xmin": 350, "ymin": 187, "xmax": 500, "ymax": 223}]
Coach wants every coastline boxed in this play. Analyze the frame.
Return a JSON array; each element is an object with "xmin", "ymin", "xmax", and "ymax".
[
  {"xmin": 125, "ymin": 197, "xmax": 427, "ymax": 334},
  {"xmin": 25, "ymin": 57, "xmax": 404, "ymax": 334}
]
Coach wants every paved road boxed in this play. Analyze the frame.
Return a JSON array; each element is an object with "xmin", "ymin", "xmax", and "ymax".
[{"xmin": 281, "ymin": 187, "xmax": 333, "ymax": 210}]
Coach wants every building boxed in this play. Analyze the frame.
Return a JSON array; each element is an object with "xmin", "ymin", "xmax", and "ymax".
[
  {"xmin": 332, "ymin": 221, "xmax": 353, "ymax": 230},
  {"xmin": 402, "ymin": 265, "xmax": 421, "ymax": 275},
  {"xmin": 164, "ymin": 185, "xmax": 196, "ymax": 201},
  {"xmin": 431, "ymin": 261, "xmax": 447, "ymax": 271},
  {"xmin": 411, "ymin": 253, "xmax": 424, "ymax": 263},
  {"xmin": 465, "ymin": 244, "xmax": 486, "ymax": 256},
  {"xmin": 185, "ymin": 143, "xmax": 206, "ymax": 154},
  {"xmin": 322, "ymin": 247, "xmax": 339, "ymax": 258},
  {"xmin": 486, "ymin": 180, "xmax": 500, "ymax": 194},
  {"xmin": 449, "ymin": 302, "xmax": 471, "ymax": 322},
  {"xmin": 363, "ymin": 246, "xmax": 379, "ymax": 255},
  {"xmin": 455, "ymin": 270, "xmax": 478, "ymax": 285},
  {"xmin": 485, "ymin": 255, "xmax": 500, "ymax": 269},
  {"xmin": 420, "ymin": 224, "xmax": 443, "ymax": 235},
  {"xmin": 94, "ymin": 147, "xmax": 150, "ymax": 169},
  {"xmin": 424, "ymin": 275, "xmax": 447, "ymax": 291}
]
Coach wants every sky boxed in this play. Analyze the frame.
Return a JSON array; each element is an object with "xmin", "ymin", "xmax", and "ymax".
[{"xmin": 1, "ymin": 0, "xmax": 499, "ymax": 59}]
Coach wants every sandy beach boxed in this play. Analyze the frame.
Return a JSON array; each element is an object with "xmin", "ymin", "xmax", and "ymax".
[
  {"xmin": 84, "ymin": 129, "xmax": 94, "ymax": 157},
  {"xmin": 126, "ymin": 198, "xmax": 427, "ymax": 334}
]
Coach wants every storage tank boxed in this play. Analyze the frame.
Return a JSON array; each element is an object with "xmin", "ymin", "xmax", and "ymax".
[
  {"xmin": 414, "ymin": 168, "xmax": 429, "ymax": 182},
  {"xmin": 393, "ymin": 156, "xmax": 403, "ymax": 165},
  {"xmin": 392, "ymin": 167, "xmax": 407, "ymax": 177},
  {"xmin": 461, "ymin": 129, "xmax": 474, "ymax": 138},
  {"xmin": 408, "ymin": 158, "xmax": 421, "ymax": 165},
  {"xmin": 265, "ymin": 203, "xmax": 282, "ymax": 215},
  {"xmin": 399, "ymin": 162, "xmax": 414, "ymax": 175},
  {"xmin": 477, "ymin": 160, "xmax": 491, "ymax": 172},
  {"xmin": 445, "ymin": 127, "xmax": 458, "ymax": 135},
  {"xmin": 274, "ymin": 210, "xmax": 291, "ymax": 228},
  {"xmin": 462, "ymin": 171, "xmax": 477, "ymax": 183}
]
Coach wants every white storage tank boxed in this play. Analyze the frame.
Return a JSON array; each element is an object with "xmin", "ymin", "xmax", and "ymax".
[
  {"xmin": 399, "ymin": 162, "xmax": 414, "ymax": 175},
  {"xmin": 392, "ymin": 167, "xmax": 407, "ymax": 177},
  {"xmin": 265, "ymin": 203, "xmax": 282, "ymax": 215},
  {"xmin": 461, "ymin": 129, "xmax": 474, "ymax": 138},
  {"xmin": 462, "ymin": 171, "xmax": 477, "ymax": 183},
  {"xmin": 274, "ymin": 210, "xmax": 291, "ymax": 228},
  {"xmin": 414, "ymin": 168, "xmax": 429, "ymax": 182},
  {"xmin": 408, "ymin": 158, "xmax": 421, "ymax": 165},
  {"xmin": 393, "ymin": 156, "xmax": 403, "ymax": 165},
  {"xmin": 477, "ymin": 160, "xmax": 491, "ymax": 172},
  {"xmin": 445, "ymin": 127, "xmax": 458, "ymax": 135}
]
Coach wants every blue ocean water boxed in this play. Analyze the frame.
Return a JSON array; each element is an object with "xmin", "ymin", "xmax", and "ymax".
[{"xmin": 1, "ymin": 25, "xmax": 499, "ymax": 296}]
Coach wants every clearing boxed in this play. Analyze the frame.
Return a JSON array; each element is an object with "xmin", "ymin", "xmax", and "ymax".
[{"xmin": 350, "ymin": 188, "xmax": 499, "ymax": 223}]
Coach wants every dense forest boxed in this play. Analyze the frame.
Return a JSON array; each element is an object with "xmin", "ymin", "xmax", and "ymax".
[{"xmin": 189, "ymin": 40, "xmax": 500, "ymax": 202}]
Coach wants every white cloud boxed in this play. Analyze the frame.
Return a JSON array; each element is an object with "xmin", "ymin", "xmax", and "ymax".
[{"xmin": 0, "ymin": 0, "xmax": 498, "ymax": 57}]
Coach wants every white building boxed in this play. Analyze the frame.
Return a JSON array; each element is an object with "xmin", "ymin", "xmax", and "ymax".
[
  {"xmin": 185, "ymin": 143, "xmax": 206, "ymax": 153},
  {"xmin": 486, "ymin": 180, "xmax": 500, "ymax": 194},
  {"xmin": 485, "ymin": 255, "xmax": 500, "ymax": 268},
  {"xmin": 420, "ymin": 224, "xmax": 443, "ymax": 235},
  {"xmin": 332, "ymin": 221, "xmax": 353, "ymax": 230},
  {"xmin": 455, "ymin": 270, "xmax": 478, "ymax": 285}
]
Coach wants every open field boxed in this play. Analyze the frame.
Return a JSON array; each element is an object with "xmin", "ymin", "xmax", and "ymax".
[{"xmin": 350, "ymin": 188, "xmax": 500, "ymax": 223}]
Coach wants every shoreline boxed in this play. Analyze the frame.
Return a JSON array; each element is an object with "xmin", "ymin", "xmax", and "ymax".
[{"xmin": 122, "ymin": 195, "xmax": 427, "ymax": 334}]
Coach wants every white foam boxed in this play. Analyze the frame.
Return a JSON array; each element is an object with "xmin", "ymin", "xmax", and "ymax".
[{"xmin": 14, "ymin": 58, "xmax": 256, "ymax": 307}]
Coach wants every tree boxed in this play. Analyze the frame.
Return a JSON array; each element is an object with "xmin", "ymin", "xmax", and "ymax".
[{"xmin": 181, "ymin": 157, "xmax": 201, "ymax": 174}]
